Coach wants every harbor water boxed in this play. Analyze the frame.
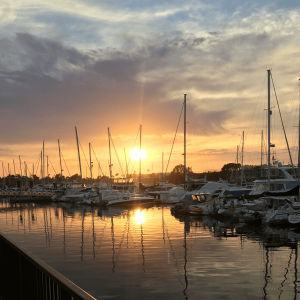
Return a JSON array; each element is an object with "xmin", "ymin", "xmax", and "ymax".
[{"xmin": 0, "ymin": 200, "xmax": 299, "ymax": 299}]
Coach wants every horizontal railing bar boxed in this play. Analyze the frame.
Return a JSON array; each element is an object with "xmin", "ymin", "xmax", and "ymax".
[{"xmin": 0, "ymin": 231, "xmax": 96, "ymax": 300}]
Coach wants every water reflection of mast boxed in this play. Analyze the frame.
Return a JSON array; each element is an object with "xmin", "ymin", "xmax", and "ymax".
[
  {"xmin": 183, "ymin": 216, "xmax": 189, "ymax": 300},
  {"xmin": 140, "ymin": 217, "xmax": 145, "ymax": 272},
  {"xmin": 62, "ymin": 207, "xmax": 66, "ymax": 259},
  {"xmin": 278, "ymin": 248, "xmax": 293, "ymax": 299},
  {"xmin": 92, "ymin": 207, "xmax": 96, "ymax": 259},
  {"xmin": 263, "ymin": 247, "xmax": 270, "ymax": 300},
  {"xmin": 81, "ymin": 209, "xmax": 85, "ymax": 261},
  {"xmin": 43, "ymin": 207, "xmax": 50, "ymax": 246},
  {"xmin": 162, "ymin": 206, "xmax": 166, "ymax": 245},
  {"xmin": 162, "ymin": 207, "xmax": 185, "ymax": 289},
  {"xmin": 294, "ymin": 242, "xmax": 298, "ymax": 300},
  {"xmin": 111, "ymin": 215, "xmax": 116, "ymax": 273}
]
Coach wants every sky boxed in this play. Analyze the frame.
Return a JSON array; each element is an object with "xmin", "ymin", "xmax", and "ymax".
[{"xmin": 1, "ymin": 0, "xmax": 300, "ymax": 178}]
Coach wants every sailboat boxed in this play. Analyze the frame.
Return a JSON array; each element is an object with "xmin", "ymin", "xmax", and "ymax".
[{"xmin": 106, "ymin": 125, "xmax": 155, "ymax": 206}]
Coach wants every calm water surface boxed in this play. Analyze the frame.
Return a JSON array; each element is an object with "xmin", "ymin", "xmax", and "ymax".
[{"xmin": 0, "ymin": 201, "xmax": 299, "ymax": 300}]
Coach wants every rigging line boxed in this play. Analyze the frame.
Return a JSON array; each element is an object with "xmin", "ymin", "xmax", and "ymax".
[
  {"xmin": 35, "ymin": 154, "xmax": 41, "ymax": 175},
  {"xmin": 34, "ymin": 148, "xmax": 43, "ymax": 175},
  {"xmin": 245, "ymin": 73, "xmax": 267, "ymax": 141},
  {"xmin": 61, "ymin": 153, "xmax": 71, "ymax": 177},
  {"xmin": 292, "ymin": 85, "xmax": 300, "ymax": 162},
  {"xmin": 188, "ymin": 105, "xmax": 209, "ymax": 170},
  {"xmin": 276, "ymin": 81, "xmax": 299, "ymax": 156},
  {"xmin": 188, "ymin": 103, "xmax": 213, "ymax": 168},
  {"xmin": 245, "ymin": 75, "xmax": 267, "ymax": 165},
  {"xmin": 79, "ymin": 141, "xmax": 90, "ymax": 169},
  {"xmin": 271, "ymin": 72, "xmax": 296, "ymax": 175},
  {"xmin": 247, "ymin": 81, "xmax": 265, "ymax": 164},
  {"xmin": 109, "ymin": 134, "xmax": 124, "ymax": 176},
  {"xmin": 164, "ymin": 102, "xmax": 184, "ymax": 177},
  {"xmin": 48, "ymin": 157, "xmax": 57, "ymax": 176},
  {"xmin": 126, "ymin": 127, "xmax": 140, "ymax": 174},
  {"xmin": 91, "ymin": 144, "xmax": 104, "ymax": 177}
]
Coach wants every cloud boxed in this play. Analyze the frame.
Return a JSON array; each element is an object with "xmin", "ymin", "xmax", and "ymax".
[{"xmin": 1, "ymin": 1, "xmax": 300, "ymax": 172}]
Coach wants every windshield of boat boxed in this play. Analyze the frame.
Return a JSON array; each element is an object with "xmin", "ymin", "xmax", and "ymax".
[
  {"xmin": 196, "ymin": 195, "xmax": 207, "ymax": 203},
  {"xmin": 252, "ymin": 183, "xmax": 284, "ymax": 192}
]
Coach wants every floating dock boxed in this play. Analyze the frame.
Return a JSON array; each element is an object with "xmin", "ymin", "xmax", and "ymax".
[{"xmin": 0, "ymin": 191, "xmax": 55, "ymax": 202}]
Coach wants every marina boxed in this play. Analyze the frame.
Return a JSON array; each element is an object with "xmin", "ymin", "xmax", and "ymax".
[{"xmin": 2, "ymin": 1, "xmax": 300, "ymax": 298}]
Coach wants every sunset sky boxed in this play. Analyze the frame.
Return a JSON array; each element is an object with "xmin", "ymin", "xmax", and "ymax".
[{"xmin": 1, "ymin": 0, "xmax": 300, "ymax": 178}]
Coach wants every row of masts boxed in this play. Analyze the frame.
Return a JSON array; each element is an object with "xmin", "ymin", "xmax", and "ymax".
[{"xmin": 236, "ymin": 70, "xmax": 300, "ymax": 189}]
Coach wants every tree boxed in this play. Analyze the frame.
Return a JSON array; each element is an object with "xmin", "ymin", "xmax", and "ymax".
[
  {"xmin": 220, "ymin": 163, "xmax": 240, "ymax": 180},
  {"xmin": 166, "ymin": 164, "xmax": 193, "ymax": 185}
]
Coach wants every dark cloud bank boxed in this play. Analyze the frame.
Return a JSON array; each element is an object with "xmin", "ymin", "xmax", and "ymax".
[{"xmin": 0, "ymin": 30, "xmax": 293, "ymax": 145}]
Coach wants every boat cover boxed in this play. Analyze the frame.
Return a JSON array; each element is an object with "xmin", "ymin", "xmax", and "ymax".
[
  {"xmin": 244, "ymin": 185, "xmax": 299, "ymax": 199},
  {"xmin": 139, "ymin": 183, "xmax": 159, "ymax": 191}
]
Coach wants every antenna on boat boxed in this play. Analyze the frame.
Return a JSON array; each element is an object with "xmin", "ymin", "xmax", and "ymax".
[
  {"xmin": 75, "ymin": 127, "xmax": 83, "ymax": 184},
  {"xmin": 267, "ymin": 69, "xmax": 271, "ymax": 191},
  {"xmin": 184, "ymin": 94, "xmax": 187, "ymax": 190}
]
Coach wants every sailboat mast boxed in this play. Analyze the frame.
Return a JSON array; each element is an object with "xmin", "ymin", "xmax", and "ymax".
[
  {"xmin": 19, "ymin": 155, "xmax": 22, "ymax": 189},
  {"xmin": 139, "ymin": 125, "xmax": 142, "ymax": 187},
  {"xmin": 40, "ymin": 151, "xmax": 42, "ymax": 184},
  {"xmin": 58, "ymin": 139, "xmax": 63, "ymax": 183},
  {"xmin": 162, "ymin": 151, "xmax": 164, "ymax": 188},
  {"xmin": 89, "ymin": 143, "xmax": 92, "ymax": 186},
  {"xmin": 32, "ymin": 164, "xmax": 34, "ymax": 186},
  {"xmin": 24, "ymin": 161, "xmax": 27, "ymax": 188},
  {"xmin": 184, "ymin": 94, "xmax": 187, "ymax": 190},
  {"xmin": 261, "ymin": 130, "xmax": 263, "ymax": 178},
  {"xmin": 298, "ymin": 78, "xmax": 300, "ymax": 188},
  {"xmin": 75, "ymin": 127, "xmax": 83, "ymax": 184},
  {"xmin": 8, "ymin": 163, "xmax": 10, "ymax": 187},
  {"xmin": 124, "ymin": 148, "xmax": 128, "ymax": 179},
  {"xmin": 13, "ymin": 159, "xmax": 16, "ymax": 176},
  {"xmin": 2, "ymin": 162, "xmax": 4, "ymax": 187},
  {"xmin": 267, "ymin": 69, "xmax": 271, "ymax": 191},
  {"xmin": 108, "ymin": 127, "xmax": 112, "ymax": 189},
  {"xmin": 241, "ymin": 131, "xmax": 244, "ymax": 186},
  {"xmin": 43, "ymin": 140, "xmax": 45, "ymax": 187},
  {"xmin": 47, "ymin": 156, "xmax": 49, "ymax": 184}
]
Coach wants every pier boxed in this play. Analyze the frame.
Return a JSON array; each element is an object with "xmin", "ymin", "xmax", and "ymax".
[
  {"xmin": 0, "ymin": 231, "xmax": 96, "ymax": 300},
  {"xmin": 0, "ymin": 191, "xmax": 55, "ymax": 202}
]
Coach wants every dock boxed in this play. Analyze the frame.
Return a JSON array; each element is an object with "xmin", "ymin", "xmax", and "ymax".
[{"xmin": 0, "ymin": 191, "xmax": 55, "ymax": 202}]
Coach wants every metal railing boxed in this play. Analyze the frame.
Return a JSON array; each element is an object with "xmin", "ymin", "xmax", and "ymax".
[{"xmin": 0, "ymin": 231, "xmax": 96, "ymax": 300}]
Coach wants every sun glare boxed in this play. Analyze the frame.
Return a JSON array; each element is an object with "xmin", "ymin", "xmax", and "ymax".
[
  {"xmin": 130, "ymin": 148, "xmax": 147, "ymax": 161},
  {"xmin": 135, "ymin": 209, "xmax": 145, "ymax": 225}
]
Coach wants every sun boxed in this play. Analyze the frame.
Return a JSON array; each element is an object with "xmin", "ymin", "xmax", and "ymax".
[{"xmin": 130, "ymin": 148, "xmax": 147, "ymax": 161}]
